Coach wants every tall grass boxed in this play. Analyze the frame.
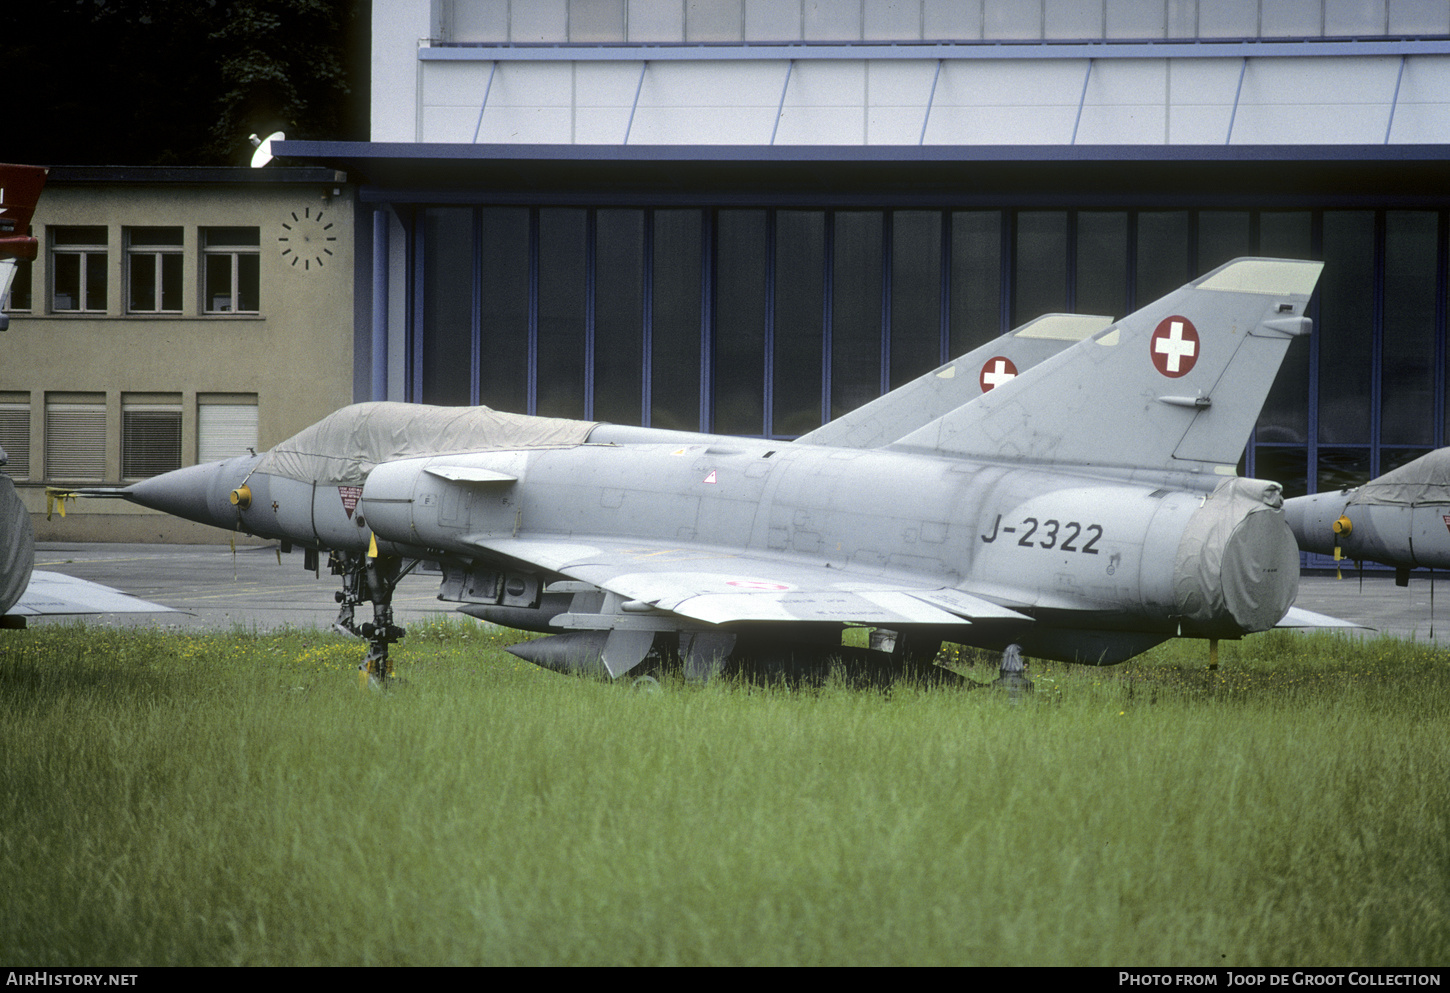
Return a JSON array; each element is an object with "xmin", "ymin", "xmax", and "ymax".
[{"xmin": 2, "ymin": 621, "xmax": 1446, "ymax": 965}]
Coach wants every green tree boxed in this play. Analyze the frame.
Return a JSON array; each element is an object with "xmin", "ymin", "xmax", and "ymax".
[
  {"xmin": 1, "ymin": 0, "xmax": 364, "ymax": 166},
  {"xmin": 206, "ymin": 0, "xmax": 360, "ymax": 163}
]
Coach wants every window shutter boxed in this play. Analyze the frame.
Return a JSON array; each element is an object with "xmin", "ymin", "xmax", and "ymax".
[
  {"xmin": 45, "ymin": 403, "xmax": 106, "ymax": 481},
  {"xmin": 0, "ymin": 405, "xmax": 30, "ymax": 479},
  {"xmin": 198, "ymin": 403, "xmax": 258, "ymax": 462},
  {"xmin": 122, "ymin": 407, "xmax": 182, "ymax": 479}
]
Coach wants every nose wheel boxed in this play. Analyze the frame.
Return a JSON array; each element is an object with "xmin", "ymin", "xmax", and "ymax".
[{"xmin": 331, "ymin": 551, "xmax": 411, "ymax": 687}]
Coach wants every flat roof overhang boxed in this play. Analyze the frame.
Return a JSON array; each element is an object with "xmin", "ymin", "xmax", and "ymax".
[
  {"xmin": 48, "ymin": 165, "xmax": 348, "ymax": 185},
  {"xmin": 276, "ymin": 140, "xmax": 1450, "ymax": 206}
]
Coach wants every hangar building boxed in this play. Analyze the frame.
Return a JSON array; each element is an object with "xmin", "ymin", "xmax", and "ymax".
[
  {"xmin": 12, "ymin": 1, "xmax": 1448, "ymax": 553},
  {"xmin": 284, "ymin": 0, "xmax": 1450, "ymax": 518}
]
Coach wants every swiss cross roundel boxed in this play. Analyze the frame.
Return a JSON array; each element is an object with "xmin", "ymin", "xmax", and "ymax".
[
  {"xmin": 1150, "ymin": 316, "xmax": 1200, "ymax": 378},
  {"xmin": 979, "ymin": 356, "xmax": 1019, "ymax": 392}
]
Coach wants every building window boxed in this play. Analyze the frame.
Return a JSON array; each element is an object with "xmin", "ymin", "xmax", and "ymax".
[
  {"xmin": 126, "ymin": 227, "xmax": 183, "ymax": 314},
  {"xmin": 121, "ymin": 395, "xmax": 182, "ymax": 479},
  {"xmin": 197, "ymin": 395, "xmax": 258, "ymax": 462},
  {"xmin": 1, "ymin": 256, "xmax": 31, "ymax": 313},
  {"xmin": 5, "ymin": 258, "xmax": 31, "ymax": 311},
  {"xmin": 0, "ymin": 396, "xmax": 31, "ymax": 479},
  {"xmin": 202, "ymin": 227, "xmax": 260, "ymax": 313},
  {"xmin": 45, "ymin": 395, "xmax": 106, "ymax": 482},
  {"xmin": 51, "ymin": 226, "xmax": 108, "ymax": 313}
]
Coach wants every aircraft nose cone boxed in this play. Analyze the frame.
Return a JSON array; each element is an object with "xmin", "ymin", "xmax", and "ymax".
[
  {"xmin": 125, "ymin": 456, "xmax": 258, "ymax": 530},
  {"xmin": 1279, "ymin": 492, "xmax": 1338, "ymax": 558},
  {"xmin": 1280, "ymin": 496, "xmax": 1307, "ymax": 541}
]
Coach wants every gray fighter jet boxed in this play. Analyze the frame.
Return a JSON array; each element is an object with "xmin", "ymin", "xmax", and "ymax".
[
  {"xmin": 61, "ymin": 257, "xmax": 1344, "ymax": 683},
  {"xmin": 1284, "ymin": 448, "xmax": 1450, "ymax": 584}
]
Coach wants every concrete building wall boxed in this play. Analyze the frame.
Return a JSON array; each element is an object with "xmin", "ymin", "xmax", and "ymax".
[{"xmin": 1, "ymin": 172, "xmax": 355, "ymax": 542}]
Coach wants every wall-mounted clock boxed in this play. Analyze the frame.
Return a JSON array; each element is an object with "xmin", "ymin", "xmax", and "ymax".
[{"xmin": 278, "ymin": 206, "xmax": 337, "ymax": 270}]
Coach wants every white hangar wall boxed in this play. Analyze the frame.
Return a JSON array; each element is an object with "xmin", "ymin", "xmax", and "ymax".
[
  {"xmin": 409, "ymin": 51, "xmax": 1450, "ymax": 147},
  {"xmin": 374, "ymin": 0, "xmax": 1450, "ymax": 147}
]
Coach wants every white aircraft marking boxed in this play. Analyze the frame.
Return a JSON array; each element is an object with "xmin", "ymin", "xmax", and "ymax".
[
  {"xmin": 979, "ymin": 356, "xmax": 1018, "ymax": 391},
  {"xmin": 1152, "ymin": 316, "xmax": 1199, "ymax": 377}
]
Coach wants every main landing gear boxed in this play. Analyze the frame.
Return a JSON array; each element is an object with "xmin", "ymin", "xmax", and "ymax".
[{"xmin": 331, "ymin": 551, "xmax": 412, "ymax": 687}]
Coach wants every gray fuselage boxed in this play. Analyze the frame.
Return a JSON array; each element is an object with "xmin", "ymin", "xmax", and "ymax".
[{"xmin": 151, "ymin": 438, "xmax": 1298, "ymax": 653}]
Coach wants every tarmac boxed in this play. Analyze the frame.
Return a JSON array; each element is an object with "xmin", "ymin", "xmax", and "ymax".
[
  {"xmin": 17, "ymin": 541, "xmax": 1450, "ymax": 648},
  {"xmin": 26, "ymin": 542, "xmax": 453, "ymax": 634}
]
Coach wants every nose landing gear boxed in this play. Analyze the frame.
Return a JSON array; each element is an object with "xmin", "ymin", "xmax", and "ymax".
[{"xmin": 331, "ymin": 551, "xmax": 411, "ymax": 687}]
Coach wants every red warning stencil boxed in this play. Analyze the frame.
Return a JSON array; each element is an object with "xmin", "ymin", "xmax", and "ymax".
[{"xmin": 338, "ymin": 485, "xmax": 363, "ymax": 519}]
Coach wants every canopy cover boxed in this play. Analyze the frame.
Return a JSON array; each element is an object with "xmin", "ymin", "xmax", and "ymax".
[
  {"xmin": 256, "ymin": 402, "xmax": 597, "ymax": 485},
  {"xmin": 1352, "ymin": 448, "xmax": 1450, "ymax": 507}
]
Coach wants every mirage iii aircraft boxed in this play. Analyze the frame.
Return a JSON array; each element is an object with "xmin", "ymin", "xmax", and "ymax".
[{"xmin": 62, "ymin": 257, "xmax": 1346, "ymax": 683}]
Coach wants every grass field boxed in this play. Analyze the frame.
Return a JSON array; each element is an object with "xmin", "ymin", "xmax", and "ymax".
[{"xmin": 2, "ymin": 620, "xmax": 1447, "ymax": 966}]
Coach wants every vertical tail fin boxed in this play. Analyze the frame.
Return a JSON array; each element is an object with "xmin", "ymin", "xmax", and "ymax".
[
  {"xmin": 890, "ymin": 258, "xmax": 1324, "ymax": 476},
  {"xmin": 796, "ymin": 313, "xmax": 1112, "ymax": 449}
]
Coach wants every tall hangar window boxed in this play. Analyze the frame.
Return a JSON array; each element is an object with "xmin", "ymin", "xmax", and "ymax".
[
  {"xmin": 121, "ymin": 394, "xmax": 182, "ymax": 480},
  {"xmin": 1381, "ymin": 211, "xmax": 1439, "ymax": 471},
  {"xmin": 1318, "ymin": 211, "xmax": 1375, "ymax": 494},
  {"xmin": 404, "ymin": 203, "xmax": 1449, "ymax": 505},
  {"xmin": 1254, "ymin": 211, "xmax": 1314, "ymax": 500},
  {"xmin": 773, "ymin": 210, "xmax": 825, "ymax": 437},
  {"xmin": 50, "ymin": 226, "xmax": 108, "ymax": 313},
  {"xmin": 413, "ymin": 206, "xmax": 1002, "ymax": 438},
  {"xmin": 650, "ymin": 210, "xmax": 703, "ymax": 431},
  {"xmin": 595, "ymin": 209, "xmax": 646, "ymax": 426},
  {"xmin": 126, "ymin": 227, "xmax": 184, "ymax": 314},
  {"xmin": 202, "ymin": 227, "xmax": 260, "ymax": 314}
]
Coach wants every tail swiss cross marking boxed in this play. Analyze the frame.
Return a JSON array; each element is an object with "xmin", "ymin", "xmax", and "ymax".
[{"xmin": 1151, "ymin": 316, "xmax": 1200, "ymax": 378}]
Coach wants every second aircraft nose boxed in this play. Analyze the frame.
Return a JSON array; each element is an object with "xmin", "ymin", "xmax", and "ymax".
[{"xmin": 124, "ymin": 455, "xmax": 261, "ymax": 531}]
